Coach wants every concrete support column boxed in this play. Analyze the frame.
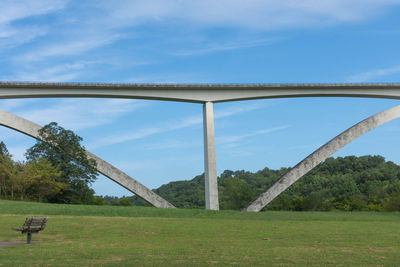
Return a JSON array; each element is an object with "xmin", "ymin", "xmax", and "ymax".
[{"xmin": 203, "ymin": 102, "xmax": 219, "ymax": 210}]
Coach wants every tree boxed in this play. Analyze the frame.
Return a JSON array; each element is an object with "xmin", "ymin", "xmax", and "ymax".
[
  {"xmin": 25, "ymin": 122, "xmax": 98, "ymax": 204},
  {"xmin": 22, "ymin": 158, "xmax": 66, "ymax": 202},
  {"xmin": 222, "ymin": 178, "xmax": 255, "ymax": 210},
  {"xmin": 0, "ymin": 141, "xmax": 10, "ymax": 156},
  {"xmin": 0, "ymin": 141, "xmax": 13, "ymax": 197},
  {"xmin": 118, "ymin": 197, "xmax": 132, "ymax": 206},
  {"xmin": 10, "ymin": 161, "xmax": 29, "ymax": 200},
  {"xmin": 385, "ymin": 192, "xmax": 400, "ymax": 211}
]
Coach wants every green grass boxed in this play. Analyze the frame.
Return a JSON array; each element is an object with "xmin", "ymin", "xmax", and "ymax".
[{"xmin": 1, "ymin": 200, "xmax": 400, "ymax": 266}]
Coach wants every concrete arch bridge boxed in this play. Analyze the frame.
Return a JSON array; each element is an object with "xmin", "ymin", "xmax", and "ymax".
[{"xmin": 1, "ymin": 82, "xmax": 400, "ymax": 211}]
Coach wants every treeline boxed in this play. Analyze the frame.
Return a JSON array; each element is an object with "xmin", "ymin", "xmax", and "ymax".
[
  {"xmin": 0, "ymin": 142, "xmax": 65, "ymax": 202},
  {"xmin": 92, "ymin": 195, "xmax": 133, "ymax": 206},
  {"xmin": 2, "ymin": 122, "xmax": 400, "ymax": 212},
  {"xmin": 128, "ymin": 155, "xmax": 400, "ymax": 211}
]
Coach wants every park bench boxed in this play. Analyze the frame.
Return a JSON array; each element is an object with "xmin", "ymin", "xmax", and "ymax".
[{"xmin": 12, "ymin": 217, "xmax": 48, "ymax": 244}]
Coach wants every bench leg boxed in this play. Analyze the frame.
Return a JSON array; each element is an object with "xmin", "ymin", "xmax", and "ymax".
[{"xmin": 27, "ymin": 232, "xmax": 32, "ymax": 244}]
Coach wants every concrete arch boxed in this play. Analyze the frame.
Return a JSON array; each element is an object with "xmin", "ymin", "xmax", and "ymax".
[
  {"xmin": 0, "ymin": 110, "xmax": 175, "ymax": 208},
  {"xmin": 243, "ymin": 105, "xmax": 400, "ymax": 212}
]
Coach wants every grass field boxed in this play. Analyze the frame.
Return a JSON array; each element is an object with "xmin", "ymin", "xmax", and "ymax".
[{"xmin": 0, "ymin": 200, "xmax": 399, "ymax": 266}]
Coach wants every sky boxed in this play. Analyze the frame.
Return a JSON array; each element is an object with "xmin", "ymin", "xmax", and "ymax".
[{"xmin": 1, "ymin": 0, "xmax": 400, "ymax": 197}]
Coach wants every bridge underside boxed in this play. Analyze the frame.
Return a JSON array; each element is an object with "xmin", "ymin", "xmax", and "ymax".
[{"xmin": 1, "ymin": 82, "xmax": 400, "ymax": 211}]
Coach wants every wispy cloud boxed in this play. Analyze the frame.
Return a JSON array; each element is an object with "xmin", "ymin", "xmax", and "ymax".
[
  {"xmin": 0, "ymin": 0, "xmax": 66, "ymax": 25},
  {"xmin": 5, "ymin": 99, "xmax": 149, "ymax": 131},
  {"xmin": 347, "ymin": 65, "xmax": 400, "ymax": 82},
  {"xmin": 144, "ymin": 139, "xmax": 201, "ymax": 150},
  {"xmin": 217, "ymin": 125, "xmax": 291, "ymax": 146},
  {"xmin": 87, "ymin": 116, "xmax": 201, "ymax": 149},
  {"xmin": 5, "ymin": 0, "xmax": 400, "ymax": 59},
  {"xmin": 99, "ymin": 0, "xmax": 400, "ymax": 30},
  {"xmin": 87, "ymin": 102, "xmax": 267, "ymax": 149},
  {"xmin": 0, "ymin": 0, "xmax": 66, "ymax": 47},
  {"xmin": 172, "ymin": 38, "xmax": 278, "ymax": 56},
  {"xmin": 215, "ymin": 102, "xmax": 267, "ymax": 119},
  {"xmin": 14, "ymin": 35, "xmax": 122, "ymax": 63},
  {"xmin": 110, "ymin": 159, "xmax": 166, "ymax": 172},
  {"xmin": 0, "ymin": 99, "xmax": 39, "ymax": 110},
  {"xmin": 0, "ymin": 25, "xmax": 48, "ymax": 49},
  {"xmin": 2, "ymin": 0, "xmax": 400, "ymax": 84},
  {"xmin": 6, "ymin": 61, "xmax": 96, "ymax": 82}
]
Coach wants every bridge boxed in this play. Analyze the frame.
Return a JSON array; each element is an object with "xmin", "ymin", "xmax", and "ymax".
[{"xmin": 1, "ymin": 82, "xmax": 400, "ymax": 211}]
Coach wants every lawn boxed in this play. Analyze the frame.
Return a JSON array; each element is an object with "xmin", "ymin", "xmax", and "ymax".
[{"xmin": 0, "ymin": 200, "xmax": 399, "ymax": 266}]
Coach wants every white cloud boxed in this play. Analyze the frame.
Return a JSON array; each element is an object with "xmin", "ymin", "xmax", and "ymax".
[
  {"xmin": 0, "ymin": 99, "xmax": 39, "ymax": 110},
  {"xmin": 89, "ymin": 127, "xmax": 162, "ymax": 149},
  {"xmin": 110, "ymin": 159, "xmax": 165, "ymax": 172},
  {"xmin": 347, "ymin": 65, "xmax": 400, "ymax": 82},
  {"xmin": 214, "ymin": 102, "xmax": 268, "ymax": 119},
  {"xmin": 2, "ymin": 0, "xmax": 400, "ymax": 83},
  {"xmin": 87, "ymin": 102, "xmax": 267, "ymax": 149},
  {"xmin": 0, "ymin": 0, "xmax": 66, "ymax": 47},
  {"xmin": 7, "ymin": 98, "xmax": 148, "ymax": 130},
  {"xmin": 144, "ymin": 139, "xmax": 201, "ymax": 150},
  {"xmin": 5, "ymin": 0, "xmax": 400, "ymax": 61},
  {"xmin": 0, "ymin": 98, "xmax": 149, "ymax": 160},
  {"xmin": 7, "ymin": 61, "xmax": 94, "ymax": 82},
  {"xmin": 173, "ymin": 38, "xmax": 278, "ymax": 56},
  {"xmin": 217, "ymin": 125, "xmax": 291, "ymax": 146},
  {"xmin": 15, "ymin": 35, "xmax": 122, "ymax": 63},
  {"xmin": 0, "ymin": 0, "xmax": 66, "ymax": 24},
  {"xmin": 87, "ymin": 119, "xmax": 199, "ymax": 149},
  {"xmin": 0, "ymin": 25, "xmax": 48, "ymax": 48},
  {"xmin": 97, "ymin": 0, "xmax": 400, "ymax": 30}
]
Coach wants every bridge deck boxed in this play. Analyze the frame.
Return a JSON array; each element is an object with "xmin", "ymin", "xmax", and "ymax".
[{"xmin": 1, "ymin": 82, "xmax": 400, "ymax": 103}]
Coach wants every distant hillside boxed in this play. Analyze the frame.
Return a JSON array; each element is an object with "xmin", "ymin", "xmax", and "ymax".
[{"xmin": 131, "ymin": 155, "xmax": 400, "ymax": 211}]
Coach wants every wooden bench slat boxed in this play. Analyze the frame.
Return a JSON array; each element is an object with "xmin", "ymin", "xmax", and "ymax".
[
  {"xmin": 27, "ymin": 222, "xmax": 45, "ymax": 226},
  {"xmin": 12, "ymin": 217, "xmax": 48, "ymax": 244},
  {"xmin": 13, "ymin": 217, "xmax": 48, "ymax": 232}
]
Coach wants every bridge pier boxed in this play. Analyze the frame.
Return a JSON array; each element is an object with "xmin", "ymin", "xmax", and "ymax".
[{"xmin": 203, "ymin": 102, "xmax": 219, "ymax": 210}]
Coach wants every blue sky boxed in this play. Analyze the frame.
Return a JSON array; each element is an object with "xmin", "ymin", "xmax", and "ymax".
[{"xmin": 1, "ymin": 0, "xmax": 400, "ymax": 197}]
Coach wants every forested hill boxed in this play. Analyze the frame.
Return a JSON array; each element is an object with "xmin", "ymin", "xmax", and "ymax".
[{"xmin": 131, "ymin": 155, "xmax": 400, "ymax": 211}]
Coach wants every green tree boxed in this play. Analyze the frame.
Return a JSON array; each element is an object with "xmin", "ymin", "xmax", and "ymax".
[
  {"xmin": 222, "ymin": 178, "xmax": 255, "ymax": 210},
  {"xmin": 25, "ymin": 122, "xmax": 98, "ymax": 204},
  {"xmin": 0, "ymin": 141, "xmax": 13, "ymax": 198},
  {"xmin": 385, "ymin": 192, "xmax": 400, "ymax": 211},
  {"xmin": 23, "ymin": 158, "xmax": 66, "ymax": 202},
  {"xmin": 10, "ymin": 162, "xmax": 29, "ymax": 200},
  {"xmin": 118, "ymin": 197, "xmax": 132, "ymax": 206}
]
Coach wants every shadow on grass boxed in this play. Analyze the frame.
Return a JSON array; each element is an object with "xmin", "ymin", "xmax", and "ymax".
[{"xmin": 0, "ymin": 241, "xmax": 26, "ymax": 248}]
